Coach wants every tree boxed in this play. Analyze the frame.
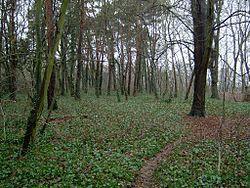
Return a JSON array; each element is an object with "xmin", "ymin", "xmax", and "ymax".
[
  {"xmin": 75, "ymin": 0, "xmax": 85, "ymax": 99},
  {"xmin": 22, "ymin": 0, "xmax": 69, "ymax": 155},
  {"xmin": 9, "ymin": 0, "xmax": 18, "ymax": 101},
  {"xmin": 189, "ymin": 0, "xmax": 215, "ymax": 117},
  {"xmin": 46, "ymin": 0, "xmax": 58, "ymax": 110},
  {"xmin": 60, "ymin": 34, "xmax": 67, "ymax": 96},
  {"xmin": 209, "ymin": 0, "xmax": 223, "ymax": 99},
  {"xmin": 0, "ymin": 0, "xmax": 6, "ymax": 94},
  {"xmin": 34, "ymin": 0, "xmax": 43, "ymax": 98}
]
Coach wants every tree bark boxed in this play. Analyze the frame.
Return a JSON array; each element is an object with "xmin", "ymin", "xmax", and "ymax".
[
  {"xmin": 46, "ymin": 0, "xmax": 57, "ymax": 110},
  {"xmin": 0, "ymin": 0, "xmax": 5, "ymax": 93},
  {"xmin": 68, "ymin": 33, "xmax": 75, "ymax": 96},
  {"xmin": 185, "ymin": 70, "xmax": 195, "ymax": 100},
  {"xmin": 189, "ymin": 0, "xmax": 214, "ymax": 117},
  {"xmin": 95, "ymin": 36, "xmax": 100, "ymax": 98},
  {"xmin": 99, "ymin": 48, "xmax": 104, "ymax": 96},
  {"xmin": 210, "ymin": 0, "xmax": 222, "ymax": 99},
  {"xmin": 210, "ymin": 49, "xmax": 220, "ymax": 99},
  {"xmin": 120, "ymin": 30, "xmax": 125, "ymax": 95},
  {"xmin": 9, "ymin": 0, "xmax": 17, "ymax": 101},
  {"xmin": 126, "ymin": 39, "xmax": 132, "ymax": 96},
  {"xmin": 34, "ymin": 0, "xmax": 43, "ymax": 98},
  {"xmin": 133, "ymin": 17, "xmax": 143, "ymax": 96},
  {"xmin": 75, "ymin": 0, "xmax": 85, "ymax": 100},
  {"xmin": 22, "ymin": 0, "xmax": 69, "ymax": 155},
  {"xmin": 60, "ymin": 36, "xmax": 67, "ymax": 96}
]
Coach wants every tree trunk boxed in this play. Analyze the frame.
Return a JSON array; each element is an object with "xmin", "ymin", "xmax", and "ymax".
[
  {"xmin": 210, "ymin": 0, "xmax": 222, "ymax": 99},
  {"xmin": 22, "ymin": 0, "xmax": 69, "ymax": 155},
  {"xmin": 9, "ymin": 0, "xmax": 17, "ymax": 101},
  {"xmin": 107, "ymin": 32, "xmax": 116, "ymax": 95},
  {"xmin": 168, "ymin": 22, "xmax": 177, "ymax": 98},
  {"xmin": 84, "ymin": 61, "xmax": 89, "ymax": 94},
  {"xmin": 172, "ymin": 59, "xmax": 178, "ymax": 98},
  {"xmin": 95, "ymin": 36, "xmax": 100, "ymax": 98},
  {"xmin": 127, "ymin": 40, "xmax": 132, "ymax": 96},
  {"xmin": 120, "ymin": 33, "xmax": 125, "ymax": 95},
  {"xmin": 47, "ymin": 68, "xmax": 57, "ymax": 109},
  {"xmin": 46, "ymin": 0, "xmax": 57, "ymax": 110},
  {"xmin": 107, "ymin": 60, "xmax": 112, "ymax": 95},
  {"xmin": 68, "ymin": 33, "xmax": 75, "ymax": 96},
  {"xmin": 75, "ymin": 0, "xmax": 85, "ymax": 100},
  {"xmin": 99, "ymin": 50, "xmax": 104, "ymax": 96},
  {"xmin": 177, "ymin": 63, "xmax": 184, "ymax": 95},
  {"xmin": 0, "ymin": 1, "xmax": 3, "ymax": 89},
  {"xmin": 210, "ymin": 49, "xmax": 220, "ymax": 99},
  {"xmin": 189, "ymin": 0, "xmax": 214, "ymax": 117},
  {"xmin": 180, "ymin": 45, "xmax": 188, "ymax": 92},
  {"xmin": 190, "ymin": 68, "xmax": 207, "ymax": 116},
  {"xmin": 133, "ymin": 18, "xmax": 143, "ymax": 96},
  {"xmin": 34, "ymin": 0, "xmax": 43, "ymax": 98},
  {"xmin": 60, "ymin": 36, "xmax": 67, "ymax": 96},
  {"xmin": 0, "ymin": 0, "xmax": 6, "ymax": 95},
  {"xmin": 185, "ymin": 70, "xmax": 195, "ymax": 100},
  {"xmin": 164, "ymin": 64, "xmax": 170, "ymax": 97}
]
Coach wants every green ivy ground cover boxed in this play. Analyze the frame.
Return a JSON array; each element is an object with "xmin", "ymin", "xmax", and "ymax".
[{"xmin": 0, "ymin": 94, "xmax": 249, "ymax": 187}]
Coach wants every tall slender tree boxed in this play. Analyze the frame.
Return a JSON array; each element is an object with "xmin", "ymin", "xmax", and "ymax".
[
  {"xmin": 9, "ymin": 0, "xmax": 17, "ymax": 101},
  {"xmin": 46, "ymin": 0, "xmax": 57, "ymax": 110},
  {"xmin": 34, "ymin": 0, "xmax": 43, "ymax": 98},
  {"xmin": 210, "ymin": 0, "xmax": 223, "ymax": 99},
  {"xmin": 22, "ymin": 0, "xmax": 69, "ymax": 155},
  {"xmin": 75, "ymin": 0, "xmax": 85, "ymax": 99}
]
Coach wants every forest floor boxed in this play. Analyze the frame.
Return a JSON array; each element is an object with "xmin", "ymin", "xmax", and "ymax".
[
  {"xmin": 0, "ymin": 93, "xmax": 249, "ymax": 187},
  {"xmin": 133, "ymin": 115, "xmax": 249, "ymax": 188}
]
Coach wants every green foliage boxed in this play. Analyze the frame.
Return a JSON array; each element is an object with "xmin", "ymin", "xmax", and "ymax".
[
  {"xmin": 0, "ymin": 94, "xmax": 183, "ymax": 187},
  {"xmin": 0, "ymin": 94, "xmax": 249, "ymax": 186},
  {"xmin": 154, "ymin": 140, "xmax": 249, "ymax": 187},
  {"xmin": 206, "ymin": 98, "xmax": 250, "ymax": 116}
]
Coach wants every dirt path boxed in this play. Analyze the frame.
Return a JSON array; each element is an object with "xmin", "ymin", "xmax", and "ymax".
[
  {"xmin": 131, "ymin": 139, "xmax": 183, "ymax": 188},
  {"xmin": 132, "ymin": 115, "xmax": 249, "ymax": 188}
]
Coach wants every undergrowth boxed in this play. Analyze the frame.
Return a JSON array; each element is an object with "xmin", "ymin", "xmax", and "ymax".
[
  {"xmin": 154, "ymin": 140, "xmax": 249, "ymax": 187},
  {"xmin": 0, "ymin": 93, "xmax": 249, "ymax": 187}
]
